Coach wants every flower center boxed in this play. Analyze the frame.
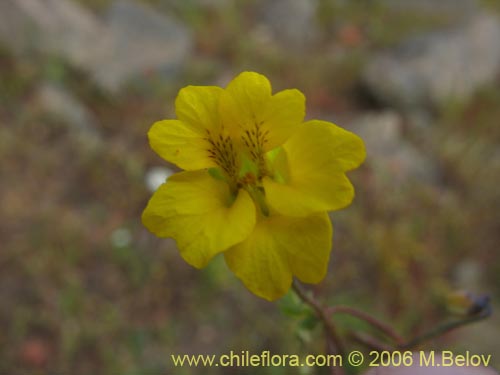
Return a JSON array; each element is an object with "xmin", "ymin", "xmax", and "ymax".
[
  {"xmin": 240, "ymin": 121, "xmax": 269, "ymax": 176},
  {"xmin": 205, "ymin": 130, "xmax": 237, "ymax": 178},
  {"xmin": 205, "ymin": 126, "xmax": 272, "ymax": 216}
]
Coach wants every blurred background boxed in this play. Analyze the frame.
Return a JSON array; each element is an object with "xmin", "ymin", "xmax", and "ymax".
[{"xmin": 1, "ymin": 0, "xmax": 499, "ymax": 374}]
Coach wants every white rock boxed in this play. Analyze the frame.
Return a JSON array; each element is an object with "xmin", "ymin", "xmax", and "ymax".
[
  {"xmin": 111, "ymin": 227, "xmax": 132, "ymax": 248},
  {"xmin": 145, "ymin": 166, "xmax": 175, "ymax": 193}
]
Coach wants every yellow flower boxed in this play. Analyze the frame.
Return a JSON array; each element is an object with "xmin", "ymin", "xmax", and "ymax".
[{"xmin": 142, "ymin": 72, "xmax": 365, "ymax": 301}]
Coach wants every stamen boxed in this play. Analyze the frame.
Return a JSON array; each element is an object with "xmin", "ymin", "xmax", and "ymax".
[
  {"xmin": 206, "ymin": 132, "xmax": 238, "ymax": 179},
  {"xmin": 239, "ymin": 120, "xmax": 270, "ymax": 179}
]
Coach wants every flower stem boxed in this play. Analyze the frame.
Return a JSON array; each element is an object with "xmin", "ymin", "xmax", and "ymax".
[
  {"xmin": 399, "ymin": 303, "xmax": 492, "ymax": 350},
  {"xmin": 326, "ymin": 305, "xmax": 405, "ymax": 346},
  {"xmin": 291, "ymin": 281, "xmax": 346, "ymax": 360},
  {"xmin": 350, "ymin": 332, "xmax": 394, "ymax": 351},
  {"xmin": 292, "ymin": 281, "xmax": 491, "ymax": 375},
  {"xmin": 327, "ymin": 299, "xmax": 492, "ymax": 352}
]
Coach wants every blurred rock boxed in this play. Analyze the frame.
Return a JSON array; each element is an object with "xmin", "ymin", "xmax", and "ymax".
[
  {"xmin": 0, "ymin": 0, "xmax": 105, "ymax": 63},
  {"xmin": 0, "ymin": 0, "xmax": 193, "ymax": 92},
  {"xmin": 258, "ymin": 0, "xmax": 320, "ymax": 50},
  {"xmin": 90, "ymin": 0, "xmax": 192, "ymax": 91},
  {"xmin": 35, "ymin": 82, "xmax": 103, "ymax": 154},
  {"xmin": 348, "ymin": 111, "xmax": 438, "ymax": 186},
  {"xmin": 350, "ymin": 111, "xmax": 401, "ymax": 156},
  {"xmin": 145, "ymin": 166, "xmax": 175, "ymax": 193},
  {"xmin": 362, "ymin": 12, "xmax": 500, "ymax": 110},
  {"xmin": 197, "ymin": 0, "xmax": 230, "ymax": 8},
  {"xmin": 163, "ymin": 0, "xmax": 230, "ymax": 10},
  {"xmin": 453, "ymin": 259, "xmax": 483, "ymax": 291},
  {"xmin": 379, "ymin": 0, "xmax": 479, "ymax": 20},
  {"xmin": 111, "ymin": 227, "xmax": 132, "ymax": 248},
  {"xmin": 37, "ymin": 83, "xmax": 100, "ymax": 141}
]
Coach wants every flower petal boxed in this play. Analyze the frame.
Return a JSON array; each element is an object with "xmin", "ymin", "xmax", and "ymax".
[
  {"xmin": 224, "ymin": 213, "xmax": 332, "ymax": 301},
  {"xmin": 220, "ymin": 72, "xmax": 305, "ymax": 151},
  {"xmin": 222, "ymin": 71, "xmax": 272, "ymax": 127},
  {"xmin": 175, "ymin": 85, "xmax": 224, "ymax": 133},
  {"xmin": 263, "ymin": 120, "xmax": 365, "ymax": 216},
  {"xmin": 142, "ymin": 170, "xmax": 256, "ymax": 268},
  {"xmin": 148, "ymin": 119, "xmax": 215, "ymax": 170},
  {"xmin": 287, "ymin": 212, "xmax": 333, "ymax": 284},
  {"xmin": 319, "ymin": 120, "xmax": 366, "ymax": 171},
  {"xmin": 262, "ymin": 89, "xmax": 305, "ymax": 149}
]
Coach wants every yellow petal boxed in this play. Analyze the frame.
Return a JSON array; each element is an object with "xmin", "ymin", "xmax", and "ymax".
[
  {"xmin": 175, "ymin": 85, "xmax": 224, "ymax": 133},
  {"xmin": 262, "ymin": 89, "xmax": 305, "ymax": 149},
  {"xmin": 287, "ymin": 212, "xmax": 332, "ymax": 284},
  {"xmin": 220, "ymin": 72, "xmax": 305, "ymax": 151},
  {"xmin": 224, "ymin": 213, "xmax": 332, "ymax": 301},
  {"xmin": 222, "ymin": 71, "xmax": 272, "ymax": 126},
  {"xmin": 142, "ymin": 170, "xmax": 256, "ymax": 268},
  {"xmin": 148, "ymin": 119, "xmax": 215, "ymax": 170},
  {"xmin": 264, "ymin": 120, "xmax": 365, "ymax": 216},
  {"xmin": 319, "ymin": 120, "xmax": 366, "ymax": 171}
]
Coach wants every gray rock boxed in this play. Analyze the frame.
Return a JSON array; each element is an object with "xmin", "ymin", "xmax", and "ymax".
[
  {"xmin": 258, "ymin": 0, "xmax": 319, "ymax": 50},
  {"xmin": 0, "ymin": 0, "xmax": 193, "ymax": 92},
  {"xmin": 0, "ymin": 0, "xmax": 106, "ymax": 63},
  {"xmin": 37, "ymin": 83, "xmax": 98, "ymax": 135},
  {"xmin": 453, "ymin": 259, "xmax": 483, "ymax": 290},
  {"xmin": 196, "ymin": 0, "xmax": 230, "ymax": 8},
  {"xmin": 89, "ymin": 0, "xmax": 193, "ymax": 91},
  {"xmin": 36, "ymin": 82, "xmax": 102, "ymax": 149},
  {"xmin": 348, "ymin": 111, "xmax": 439, "ymax": 186},
  {"xmin": 379, "ymin": 0, "xmax": 479, "ymax": 20},
  {"xmin": 362, "ymin": 12, "xmax": 500, "ymax": 110},
  {"xmin": 110, "ymin": 227, "xmax": 132, "ymax": 248}
]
